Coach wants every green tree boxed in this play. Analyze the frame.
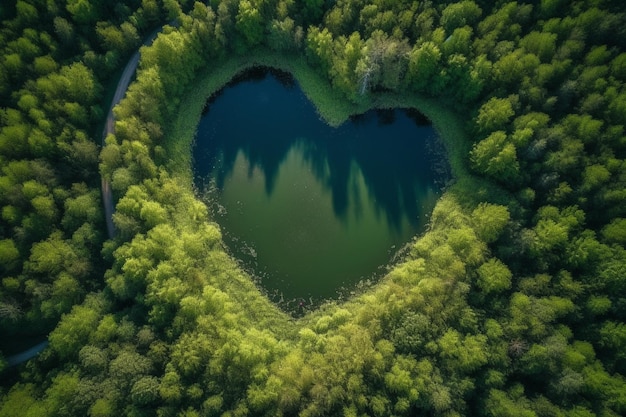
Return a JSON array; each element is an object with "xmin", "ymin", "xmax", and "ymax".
[
  {"xmin": 330, "ymin": 32, "xmax": 368, "ymax": 100},
  {"xmin": 96, "ymin": 21, "xmax": 140, "ymax": 55},
  {"xmin": 470, "ymin": 131, "xmax": 520, "ymax": 184},
  {"xmin": 520, "ymin": 31, "xmax": 557, "ymax": 63},
  {"xmin": 268, "ymin": 18, "xmax": 302, "ymax": 52},
  {"xmin": 53, "ymin": 16, "xmax": 76, "ymax": 47},
  {"xmin": 364, "ymin": 30, "xmax": 410, "ymax": 91},
  {"xmin": 236, "ymin": 0, "xmax": 264, "ymax": 48},
  {"xmin": 476, "ymin": 258, "xmax": 513, "ymax": 294},
  {"xmin": 49, "ymin": 302, "xmax": 101, "ymax": 360},
  {"xmin": 475, "ymin": 96, "xmax": 518, "ymax": 135},
  {"xmin": 39, "ymin": 272, "xmax": 84, "ymax": 318},
  {"xmin": 301, "ymin": 0, "xmax": 324, "ymax": 23},
  {"xmin": 602, "ymin": 218, "xmax": 626, "ymax": 244},
  {"xmin": 0, "ymin": 239, "xmax": 20, "ymax": 273},
  {"xmin": 441, "ymin": 1, "xmax": 482, "ymax": 33},
  {"xmin": 131, "ymin": 376, "xmax": 160, "ymax": 406},
  {"xmin": 471, "ymin": 203, "xmax": 511, "ymax": 243},
  {"xmin": 485, "ymin": 387, "xmax": 537, "ymax": 417},
  {"xmin": 493, "ymin": 50, "xmax": 540, "ymax": 88},
  {"xmin": 306, "ymin": 26, "xmax": 334, "ymax": 73},
  {"xmin": 79, "ymin": 345, "xmax": 109, "ymax": 375},
  {"xmin": 442, "ymin": 26, "xmax": 473, "ymax": 57},
  {"xmin": 0, "ymin": 384, "xmax": 42, "ymax": 417},
  {"xmin": 66, "ymin": 0, "xmax": 103, "ymax": 25},
  {"xmin": 14, "ymin": 0, "xmax": 38, "ymax": 25},
  {"xmin": 25, "ymin": 231, "xmax": 88, "ymax": 278},
  {"xmin": 407, "ymin": 41, "xmax": 442, "ymax": 93},
  {"xmin": 109, "ymin": 349, "xmax": 153, "ymax": 391}
]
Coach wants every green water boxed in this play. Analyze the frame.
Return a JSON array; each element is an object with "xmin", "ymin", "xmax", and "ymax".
[{"xmin": 193, "ymin": 69, "xmax": 448, "ymax": 306}]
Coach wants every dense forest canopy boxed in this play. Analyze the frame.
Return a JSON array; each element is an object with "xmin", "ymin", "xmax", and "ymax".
[{"xmin": 1, "ymin": 0, "xmax": 626, "ymax": 416}]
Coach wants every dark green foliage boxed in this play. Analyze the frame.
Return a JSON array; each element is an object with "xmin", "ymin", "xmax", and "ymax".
[
  {"xmin": 0, "ymin": 0, "xmax": 166, "ymax": 355},
  {"xmin": 2, "ymin": 1, "xmax": 626, "ymax": 417}
]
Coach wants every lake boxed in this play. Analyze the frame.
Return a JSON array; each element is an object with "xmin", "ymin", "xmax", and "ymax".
[{"xmin": 193, "ymin": 68, "xmax": 448, "ymax": 309}]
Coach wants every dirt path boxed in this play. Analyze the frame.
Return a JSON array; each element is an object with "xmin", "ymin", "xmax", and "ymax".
[
  {"xmin": 101, "ymin": 29, "xmax": 161, "ymax": 238},
  {"xmin": 4, "ymin": 341, "xmax": 48, "ymax": 367},
  {"xmin": 4, "ymin": 28, "xmax": 165, "ymax": 369}
]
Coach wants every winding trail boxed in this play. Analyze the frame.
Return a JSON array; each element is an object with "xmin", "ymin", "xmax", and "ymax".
[
  {"xmin": 4, "ymin": 341, "xmax": 48, "ymax": 368},
  {"xmin": 4, "ymin": 28, "xmax": 164, "ymax": 369},
  {"xmin": 102, "ymin": 28, "xmax": 162, "ymax": 238},
  {"xmin": 101, "ymin": 49, "xmax": 141, "ymax": 238}
]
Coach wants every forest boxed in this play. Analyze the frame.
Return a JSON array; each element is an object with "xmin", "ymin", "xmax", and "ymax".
[{"xmin": 1, "ymin": 0, "xmax": 626, "ymax": 416}]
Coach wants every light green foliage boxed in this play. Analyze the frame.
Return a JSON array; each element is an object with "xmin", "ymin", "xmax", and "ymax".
[
  {"xmin": 306, "ymin": 26, "xmax": 334, "ymax": 73},
  {"xmin": 62, "ymin": 188, "xmax": 101, "ymax": 232},
  {"xmin": 116, "ymin": 68, "xmax": 166, "ymax": 126},
  {"xmin": 520, "ymin": 31, "xmax": 557, "ymax": 63},
  {"xmin": 66, "ymin": 0, "xmax": 102, "ymax": 25},
  {"xmin": 42, "ymin": 62, "xmax": 101, "ymax": 106},
  {"xmin": 586, "ymin": 296, "xmax": 612, "ymax": 316},
  {"xmin": 0, "ymin": 384, "xmax": 42, "ymax": 417},
  {"xmin": 493, "ymin": 49, "xmax": 540, "ymax": 87},
  {"xmin": 611, "ymin": 52, "xmax": 626, "ymax": 80},
  {"xmin": 508, "ymin": 292, "xmax": 575, "ymax": 340},
  {"xmin": 247, "ymin": 375, "xmax": 282, "ymax": 413},
  {"xmin": 442, "ymin": 26, "xmax": 473, "ymax": 57},
  {"xmin": 330, "ymin": 31, "xmax": 368, "ymax": 100},
  {"xmin": 2, "ymin": 2, "xmax": 626, "ymax": 417},
  {"xmin": 532, "ymin": 218, "xmax": 569, "ymax": 252},
  {"xmin": 170, "ymin": 332, "xmax": 215, "ymax": 378},
  {"xmin": 602, "ymin": 218, "xmax": 626, "ymax": 244},
  {"xmin": 447, "ymin": 224, "xmax": 485, "ymax": 267},
  {"xmin": 49, "ymin": 303, "xmax": 100, "ymax": 360},
  {"xmin": 475, "ymin": 96, "xmax": 517, "ymax": 135},
  {"xmin": 42, "ymin": 371, "xmax": 81, "ymax": 415},
  {"xmin": 236, "ymin": 0, "xmax": 264, "ymax": 47},
  {"xmin": 441, "ymin": 1, "xmax": 482, "ymax": 33},
  {"xmin": 470, "ymin": 131, "xmax": 520, "ymax": 183},
  {"xmin": 407, "ymin": 41, "xmax": 442, "ymax": 93},
  {"xmin": 0, "ymin": 122, "xmax": 30, "ymax": 158},
  {"xmin": 163, "ymin": 0, "xmax": 183, "ymax": 20},
  {"xmin": 485, "ymin": 387, "xmax": 537, "ymax": 417},
  {"xmin": 139, "ymin": 29, "xmax": 204, "ymax": 113},
  {"xmin": 608, "ymin": 92, "xmax": 626, "ymax": 125},
  {"xmin": 15, "ymin": 1, "xmax": 38, "ymax": 24},
  {"xmin": 139, "ymin": 200, "xmax": 169, "ymax": 228},
  {"xmin": 96, "ymin": 21, "xmax": 140, "ymax": 55},
  {"xmin": 26, "ymin": 231, "xmax": 85, "ymax": 277},
  {"xmin": 581, "ymin": 164, "xmax": 611, "ymax": 191},
  {"xmin": 471, "ymin": 203, "xmax": 510, "ymax": 243},
  {"xmin": 438, "ymin": 329, "xmax": 488, "ymax": 373},
  {"xmin": 0, "ymin": 239, "xmax": 20, "ymax": 272},
  {"xmin": 477, "ymin": 258, "xmax": 512, "ymax": 293},
  {"xmin": 523, "ymin": 206, "xmax": 586, "ymax": 268},
  {"xmin": 89, "ymin": 398, "xmax": 115, "ymax": 417}
]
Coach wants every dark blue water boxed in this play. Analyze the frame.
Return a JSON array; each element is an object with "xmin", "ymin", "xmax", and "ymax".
[{"xmin": 193, "ymin": 69, "xmax": 447, "ymax": 306}]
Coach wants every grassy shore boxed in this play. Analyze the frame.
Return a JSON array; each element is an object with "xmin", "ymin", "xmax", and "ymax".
[
  {"xmin": 163, "ymin": 49, "xmax": 499, "ymax": 324},
  {"xmin": 166, "ymin": 48, "xmax": 471, "ymax": 183}
]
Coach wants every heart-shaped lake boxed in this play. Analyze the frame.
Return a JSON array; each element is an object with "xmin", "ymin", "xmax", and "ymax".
[{"xmin": 193, "ymin": 68, "xmax": 448, "ymax": 308}]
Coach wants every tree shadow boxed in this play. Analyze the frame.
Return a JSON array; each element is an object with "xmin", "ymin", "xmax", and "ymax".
[{"xmin": 193, "ymin": 68, "xmax": 450, "ymax": 232}]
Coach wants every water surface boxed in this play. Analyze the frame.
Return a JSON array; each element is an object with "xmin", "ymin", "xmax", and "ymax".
[{"xmin": 193, "ymin": 69, "xmax": 448, "ymax": 307}]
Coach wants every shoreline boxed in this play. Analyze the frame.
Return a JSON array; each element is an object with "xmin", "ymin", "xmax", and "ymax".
[{"xmin": 160, "ymin": 50, "xmax": 478, "ymax": 321}]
